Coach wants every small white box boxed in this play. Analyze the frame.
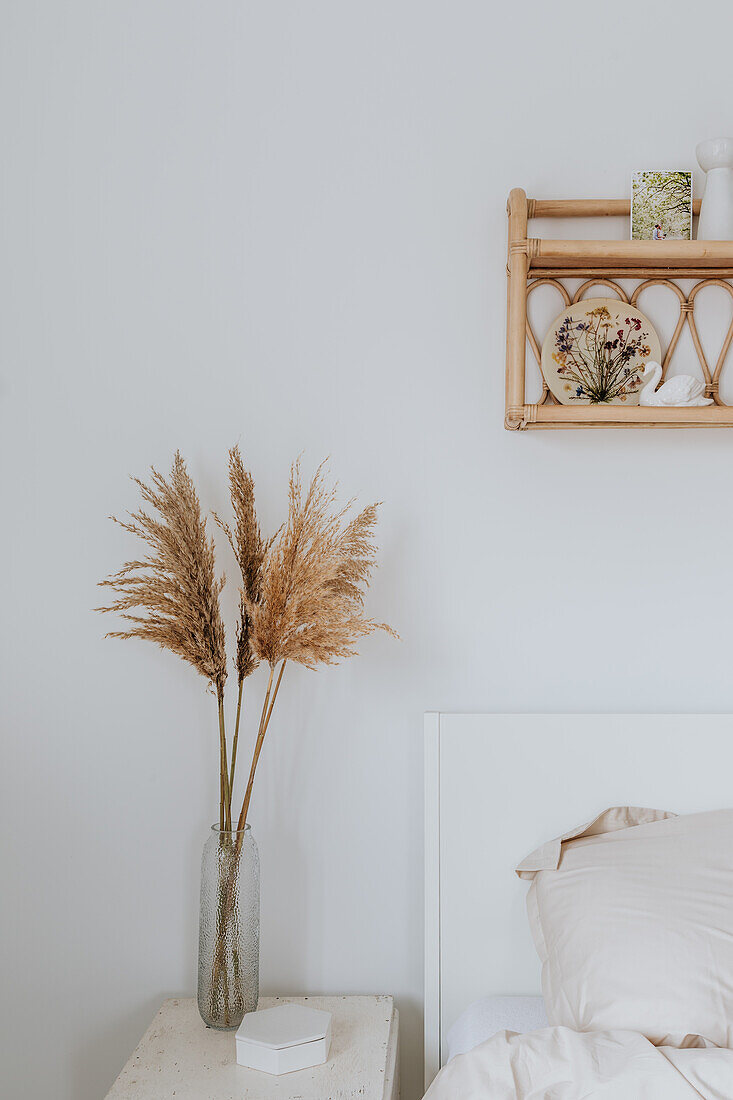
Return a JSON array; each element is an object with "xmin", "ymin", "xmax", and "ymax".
[{"xmin": 235, "ymin": 1003, "xmax": 332, "ymax": 1075}]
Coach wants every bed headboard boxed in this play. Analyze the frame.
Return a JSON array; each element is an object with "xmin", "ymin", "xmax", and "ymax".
[{"xmin": 423, "ymin": 712, "xmax": 733, "ymax": 1088}]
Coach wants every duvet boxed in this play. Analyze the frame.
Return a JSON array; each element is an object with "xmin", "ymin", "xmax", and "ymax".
[{"xmin": 424, "ymin": 1027, "xmax": 733, "ymax": 1099}]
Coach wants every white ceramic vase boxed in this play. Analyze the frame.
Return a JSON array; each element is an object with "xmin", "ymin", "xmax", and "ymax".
[{"xmin": 696, "ymin": 137, "xmax": 733, "ymax": 240}]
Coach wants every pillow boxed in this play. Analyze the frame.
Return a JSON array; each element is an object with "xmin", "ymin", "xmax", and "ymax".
[
  {"xmin": 516, "ymin": 807, "xmax": 733, "ymax": 1048},
  {"xmin": 446, "ymin": 996, "xmax": 549, "ymax": 1061}
]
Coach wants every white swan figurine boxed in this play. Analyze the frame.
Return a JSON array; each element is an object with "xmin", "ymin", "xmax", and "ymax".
[{"xmin": 638, "ymin": 362, "xmax": 713, "ymax": 406}]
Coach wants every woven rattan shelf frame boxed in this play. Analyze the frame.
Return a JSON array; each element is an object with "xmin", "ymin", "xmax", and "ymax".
[{"xmin": 505, "ymin": 188, "xmax": 733, "ymax": 430}]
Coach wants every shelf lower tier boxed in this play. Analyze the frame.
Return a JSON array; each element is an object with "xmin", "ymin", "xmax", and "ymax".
[
  {"xmin": 528, "ymin": 268, "xmax": 733, "ymax": 280},
  {"xmin": 507, "ymin": 404, "xmax": 733, "ymax": 430}
]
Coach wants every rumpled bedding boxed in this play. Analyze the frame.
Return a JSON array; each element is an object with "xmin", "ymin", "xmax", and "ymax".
[{"xmin": 423, "ymin": 1027, "xmax": 733, "ymax": 1099}]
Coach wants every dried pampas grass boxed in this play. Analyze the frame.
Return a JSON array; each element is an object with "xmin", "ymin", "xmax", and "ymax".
[
  {"xmin": 97, "ymin": 452, "xmax": 233, "ymax": 826},
  {"xmin": 247, "ymin": 459, "xmax": 396, "ymax": 669},
  {"xmin": 99, "ymin": 449, "xmax": 396, "ymax": 837},
  {"xmin": 98, "ymin": 452, "xmax": 227, "ymax": 695},
  {"xmin": 235, "ymin": 459, "xmax": 397, "ymax": 833},
  {"xmin": 214, "ymin": 446, "xmax": 269, "ymax": 685},
  {"xmin": 213, "ymin": 446, "xmax": 272, "ymax": 808}
]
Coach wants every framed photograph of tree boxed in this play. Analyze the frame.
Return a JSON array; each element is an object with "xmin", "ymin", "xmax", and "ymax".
[{"xmin": 631, "ymin": 171, "xmax": 693, "ymax": 240}]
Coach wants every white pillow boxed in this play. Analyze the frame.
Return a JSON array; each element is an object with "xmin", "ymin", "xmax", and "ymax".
[
  {"xmin": 446, "ymin": 996, "xmax": 549, "ymax": 1061},
  {"xmin": 516, "ymin": 807, "xmax": 733, "ymax": 1048}
]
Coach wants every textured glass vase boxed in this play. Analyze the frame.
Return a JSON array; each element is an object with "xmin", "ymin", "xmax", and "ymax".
[{"xmin": 197, "ymin": 824, "xmax": 259, "ymax": 1030}]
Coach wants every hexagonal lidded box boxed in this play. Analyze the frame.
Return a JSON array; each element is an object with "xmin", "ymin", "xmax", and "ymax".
[{"xmin": 235, "ymin": 1003, "xmax": 332, "ymax": 1075}]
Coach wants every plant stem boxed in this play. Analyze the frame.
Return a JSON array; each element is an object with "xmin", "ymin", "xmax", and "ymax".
[
  {"xmin": 235, "ymin": 666, "xmax": 273, "ymax": 829},
  {"xmin": 212, "ymin": 661, "xmax": 287, "ymax": 1008},
  {"xmin": 210, "ymin": 832, "xmax": 240, "ymax": 1025},
  {"xmin": 217, "ymin": 694, "xmax": 231, "ymax": 832},
  {"xmin": 218, "ymin": 702, "xmax": 225, "ymax": 832},
  {"xmin": 264, "ymin": 660, "xmax": 286, "ymax": 730},
  {"xmin": 236, "ymin": 661, "xmax": 286, "ymax": 837},
  {"xmin": 229, "ymin": 678, "xmax": 244, "ymax": 810},
  {"xmin": 210, "ymin": 664, "xmax": 286, "ymax": 1017}
]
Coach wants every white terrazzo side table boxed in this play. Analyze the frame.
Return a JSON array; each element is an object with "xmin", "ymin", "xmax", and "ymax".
[{"xmin": 105, "ymin": 995, "xmax": 399, "ymax": 1100}]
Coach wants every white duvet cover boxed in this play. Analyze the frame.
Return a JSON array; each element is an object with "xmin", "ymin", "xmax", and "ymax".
[{"xmin": 424, "ymin": 1027, "xmax": 733, "ymax": 1099}]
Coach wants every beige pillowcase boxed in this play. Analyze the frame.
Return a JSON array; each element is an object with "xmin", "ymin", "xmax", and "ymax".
[{"xmin": 516, "ymin": 807, "xmax": 733, "ymax": 1048}]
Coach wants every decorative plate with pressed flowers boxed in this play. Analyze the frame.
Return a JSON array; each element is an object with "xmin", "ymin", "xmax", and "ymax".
[{"xmin": 541, "ymin": 298, "xmax": 661, "ymax": 405}]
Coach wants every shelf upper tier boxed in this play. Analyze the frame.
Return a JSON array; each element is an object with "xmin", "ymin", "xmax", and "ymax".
[
  {"xmin": 527, "ymin": 198, "xmax": 702, "ymax": 219},
  {"xmin": 527, "ymin": 239, "xmax": 733, "ymax": 272}
]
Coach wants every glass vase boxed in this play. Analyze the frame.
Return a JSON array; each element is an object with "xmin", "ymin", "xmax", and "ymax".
[{"xmin": 197, "ymin": 824, "xmax": 259, "ymax": 1029}]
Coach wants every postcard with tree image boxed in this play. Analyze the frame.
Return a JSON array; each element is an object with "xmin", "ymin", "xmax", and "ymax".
[{"xmin": 631, "ymin": 171, "xmax": 693, "ymax": 240}]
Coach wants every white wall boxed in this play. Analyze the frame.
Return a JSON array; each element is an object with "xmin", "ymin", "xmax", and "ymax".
[{"xmin": 3, "ymin": 3, "xmax": 733, "ymax": 1098}]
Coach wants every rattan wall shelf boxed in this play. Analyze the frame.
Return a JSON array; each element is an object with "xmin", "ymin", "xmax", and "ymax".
[{"xmin": 505, "ymin": 188, "xmax": 733, "ymax": 429}]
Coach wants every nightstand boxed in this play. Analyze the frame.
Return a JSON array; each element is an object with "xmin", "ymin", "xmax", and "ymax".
[{"xmin": 105, "ymin": 995, "xmax": 399, "ymax": 1099}]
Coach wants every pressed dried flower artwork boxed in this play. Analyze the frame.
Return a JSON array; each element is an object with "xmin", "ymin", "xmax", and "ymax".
[{"xmin": 540, "ymin": 298, "xmax": 661, "ymax": 406}]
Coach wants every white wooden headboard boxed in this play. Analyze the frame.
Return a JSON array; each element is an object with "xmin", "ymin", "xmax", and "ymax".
[{"xmin": 423, "ymin": 712, "xmax": 733, "ymax": 1088}]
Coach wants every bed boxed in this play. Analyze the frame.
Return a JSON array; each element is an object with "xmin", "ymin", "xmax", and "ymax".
[{"xmin": 423, "ymin": 713, "xmax": 733, "ymax": 1093}]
